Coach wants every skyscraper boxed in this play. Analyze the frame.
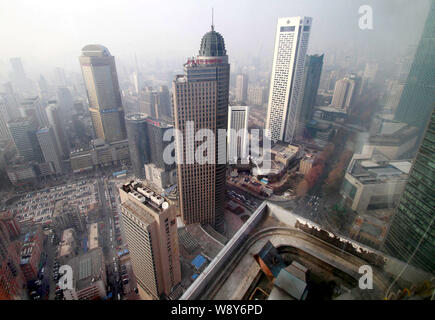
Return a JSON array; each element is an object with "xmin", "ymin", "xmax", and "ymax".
[
  {"xmin": 125, "ymin": 113, "xmax": 149, "ymax": 179},
  {"xmin": 266, "ymin": 17, "xmax": 312, "ymax": 143},
  {"xmin": 36, "ymin": 127, "xmax": 63, "ymax": 174},
  {"xmin": 139, "ymin": 86, "xmax": 172, "ymax": 121},
  {"xmin": 228, "ymin": 106, "xmax": 249, "ymax": 163},
  {"xmin": 235, "ymin": 74, "xmax": 249, "ymax": 102},
  {"xmin": 46, "ymin": 101, "xmax": 70, "ymax": 158},
  {"xmin": 172, "ymin": 24, "xmax": 229, "ymax": 231},
  {"xmin": 298, "ymin": 54, "xmax": 323, "ymax": 125},
  {"xmin": 394, "ymin": 0, "xmax": 435, "ymax": 138},
  {"xmin": 7, "ymin": 117, "xmax": 43, "ymax": 163},
  {"xmin": 125, "ymin": 113, "xmax": 176, "ymax": 187},
  {"xmin": 384, "ymin": 107, "xmax": 435, "ymax": 273},
  {"xmin": 119, "ymin": 181, "xmax": 181, "ymax": 299},
  {"xmin": 0, "ymin": 97, "xmax": 12, "ymax": 141},
  {"xmin": 331, "ymin": 76, "xmax": 356, "ymax": 112},
  {"xmin": 79, "ymin": 45, "xmax": 126, "ymax": 143},
  {"xmin": 56, "ymin": 86, "xmax": 74, "ymax": 118},
  {"xmin": 19, "ymin": 96, "xmax": 49, "ymax": 128}
]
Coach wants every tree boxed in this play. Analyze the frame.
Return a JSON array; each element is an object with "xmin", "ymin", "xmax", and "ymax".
[{"xmin": 296, "ymin": 179, "xmax": 309, "ymax": 197}]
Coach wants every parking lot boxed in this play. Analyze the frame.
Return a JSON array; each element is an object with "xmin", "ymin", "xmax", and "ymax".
[{"xmin": 11, "ymin": 180, "xmax": 99, "ymax": 226}]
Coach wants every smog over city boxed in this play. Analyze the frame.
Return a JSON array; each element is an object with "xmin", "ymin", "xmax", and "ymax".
[{"xmin": 0, "ymin": 0, "xmax": 433, "ymax": 313}]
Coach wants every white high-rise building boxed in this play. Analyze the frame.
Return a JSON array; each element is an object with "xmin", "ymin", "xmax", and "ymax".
[
  {"xmin": 331, "ymin": 77, "xmax": 356, "ymax": 112},
  {"xmin": 235, "ymin": 74, "xmax": 249, "ymax": 102},
  {"xmin": 266, "ymin": 17, "xmax": 312, "ymax": 143},
  {"xmin": 228, "ymin": 106, "xmax": 250, "ymax": 163}
]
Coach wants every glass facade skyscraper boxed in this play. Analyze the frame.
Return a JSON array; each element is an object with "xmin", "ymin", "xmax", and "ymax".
[
  {"xmin": 394, "ymin": 0, "xmax": 435, "ymax": 138},
  {"xmin": 299, "ymin": 54, "xmax": 323, "ymax": 124},
  {"xmin": 384, "ymin": 107, "xmax": 435, "ymax": 273}
]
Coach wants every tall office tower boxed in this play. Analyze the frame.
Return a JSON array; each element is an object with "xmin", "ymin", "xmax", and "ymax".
[
  {"xmin": 384, "ymin": 81, "xmax": 405, "ymax": 114},
  {"xmin": 126, "ymin": 113, "xmax": 176, "ymax": 188},
  {"xmin": 159, "ymin": 85, "xmax": 172, "ymax": 120},
  {"xmin": 298, "ymin": 54, "xmax": 323, "ymax": 125},
  {"xmin": 139, "ymin": 87, "xmax": 159, "ymax": 117},
  {"xmin": 38, "ymin": 75, "xmax": 50, "ymax": 101},
  {"xmin": 46, "ymin": 101, "xmax": 70, "ymax": 158},
  {"xmin": 119, "ymin": 181, "xmax": 181, "ymax": 299},
  {"xmin": 36, "ymin": 127, "xmax": 62, "ymax": 174},
  {"xmin": 125, "ymin": 113, "xmax": 149, "ymax": 178},
  {"xmin": 19, "ymin": 96, "xmax": 49, "ymax": 128},
  {"xmin": 228, "ymin": 106, "xmax": 250, "ymax": 163},
  {"xmin": 132, "ymin": 71, "xmax": 142, "ymax": 95},
  {"xmin": 248, "ymin": 85, "xmax": 268, "ymax": 106},
  {"xmin": 53, "ymin": 67, "xmax": 68, "ymax": 87},
  {"xmin": 56, "ymin": 86, "xmax": 74, "ymax": 117},
  {"xmin": 9, "ymin": 58, "xmax": 35, "ymax": 95},
  {"xmin": 172, "ymin": 24, "xmax": 230, "ymax": 231},
  {"xmin": 359, "ymin": 62, "xmax": 378, "ymax": 95},
  {"xmin": 265, "ymin": 17, "xmax": 312, "ymax": 143},
  {"xmin": 235, "ymin": 74, "xmax": 249, "ymax": 102},
  {"xmin": 7, "ymin": 117, "xmax": 43, "ymax": 162},
  {"xmin": 384, "ymin": 108, "xmax": 435, "ymax": 272},
  {"xmin": 0, "ymin": 97, "xmax": 12, "ymax": 141},
  {"xmin": 331, "ymin": 76, "xmax": 356, "ymax": 112},
  {"xmin": 79, "ymin": 45, "xmax": 126, "ymax": 143},
  {"xmin": 1, "ymin": 82, "xmax": 21, "ymax": 120},
  {"xmin": 394, "ymin": 0, "xmax": 435, "ymax": 138}
]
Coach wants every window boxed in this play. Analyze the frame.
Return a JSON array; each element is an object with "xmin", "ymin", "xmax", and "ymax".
[{"xmin": 280, "ymin": 26, "xmax": 295, "ymax": 32}]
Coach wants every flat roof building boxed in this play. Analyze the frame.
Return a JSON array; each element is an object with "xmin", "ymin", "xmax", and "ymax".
[
  {"xmin": 119, "ymin": 180, "xmax": 181, "ymax": 299},
  {"xmin": 63, "ymin": 248, "xmax": 107, "ymax": 300},
  {"xmin": 340, "ymin": 152, "xmax": 411, "ymax": 214}
]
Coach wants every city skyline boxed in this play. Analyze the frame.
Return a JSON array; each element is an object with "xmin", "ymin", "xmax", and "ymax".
[
  {"xmin": 0, "ymin": 0, "xmax": 431, "ymax": 77},
  {"xmin": 0, "ymin": 0, "xmax": 433, "ymax": 304}
]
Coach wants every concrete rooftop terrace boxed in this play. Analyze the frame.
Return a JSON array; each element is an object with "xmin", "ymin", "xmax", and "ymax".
[{"xmin": 180, "ymin": 202, "xmax": 433, "ymax": 300}]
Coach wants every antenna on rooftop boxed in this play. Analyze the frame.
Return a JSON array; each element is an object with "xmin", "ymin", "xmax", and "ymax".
[{"xmin": 211, "ymin": 8, "xmax": 214, "ymax": 31}]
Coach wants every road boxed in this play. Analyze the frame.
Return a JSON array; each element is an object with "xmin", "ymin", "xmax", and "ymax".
[{"xmin": 96, "ymin": 176, "xmax": 122, "ymax": 300}]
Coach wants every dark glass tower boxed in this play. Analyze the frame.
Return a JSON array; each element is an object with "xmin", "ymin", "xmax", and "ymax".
[
  {"xmin": 299, "ymin": 54, "xmax": 324, "ymax": 124},
  {"xmin": 384, "ymin": 107, "xmax": 435, "ymax": 273},
  {"xmin": 125, "ymin": 113, "xmax": 174, "ymax": 179},
  {"xmin": 173, "ymin": 25, "xmax": 229, "ymax": 232},
  {"xmin": 394, "ymin": 0, "xmax": 435, "ymax": 138},
  {"xmin": 125, "ymin": 113, "xmax": 149, "ymax": 178}
]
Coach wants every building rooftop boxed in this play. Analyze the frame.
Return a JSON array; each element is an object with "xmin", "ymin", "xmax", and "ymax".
[
  {"xmin": 348, "ymin": 154, "xmax": 411, "ymax": 185},
  {"xmin": 199, "ymin": 28, "xmax": 227, "ymax": 57},
  {"xmin": 88, "ymin": 223, "xmax": 98, "ymax": 251},
  {"xmin": 81, "ymin": 44, "xmax": 111, "ymax": 57},
  {"xmin": 67, "ymin": 248, "xmax": 105, "ymax": 291},
  {"xmin": 180, "ymin": 202, "xmax": 432, "ymax": 300},
  {"xmin": 59, "ymin": 228, "xmax": 75, "ymax": 258},
  {"xmin": 121, "ymin": 180, "xmax": 170, "ymax": 213}
]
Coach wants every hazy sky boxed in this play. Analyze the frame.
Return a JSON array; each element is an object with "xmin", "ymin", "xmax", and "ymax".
[{"xmin": 0, "ymin": 0, "xmax": 431, "ymax": 76}]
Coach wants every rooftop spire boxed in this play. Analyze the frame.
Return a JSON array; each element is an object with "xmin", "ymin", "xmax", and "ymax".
[{"xmin": 211, "ymin": 8, "xmax": 214, "ymax": 31}]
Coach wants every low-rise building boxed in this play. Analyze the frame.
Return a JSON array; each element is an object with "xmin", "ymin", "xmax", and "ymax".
[
  {"xmin": 19, "ymin": 228, "xmax": 44, "ymax": 281},
  {"xmin": 299, "ymin": 154, "xmax": 314, "ymax": 175},
  {"xmin": 340, "ymin": 152, "xmax": 411, "ymax": 214},
  {"xmin": 70, "ymin": 139, "xmax": 130, "ymax": 173},
  {"xmin": 362, "ymin": 115, "xmax": 419, "ymax": 160},
  {"xmin": 58, "ymin": 228, "xmax": 77, "ymax": 264},
  {"xmin": 63, "ymin": 248, "xmax": 107, "ymax": 300},
  {"xmin": 88, "ymin": 223, "xmax": 98, "ymax": 251},
  {"xmin": 51, "ymin": 200, "xmax": 85, "ymax": 236}
]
